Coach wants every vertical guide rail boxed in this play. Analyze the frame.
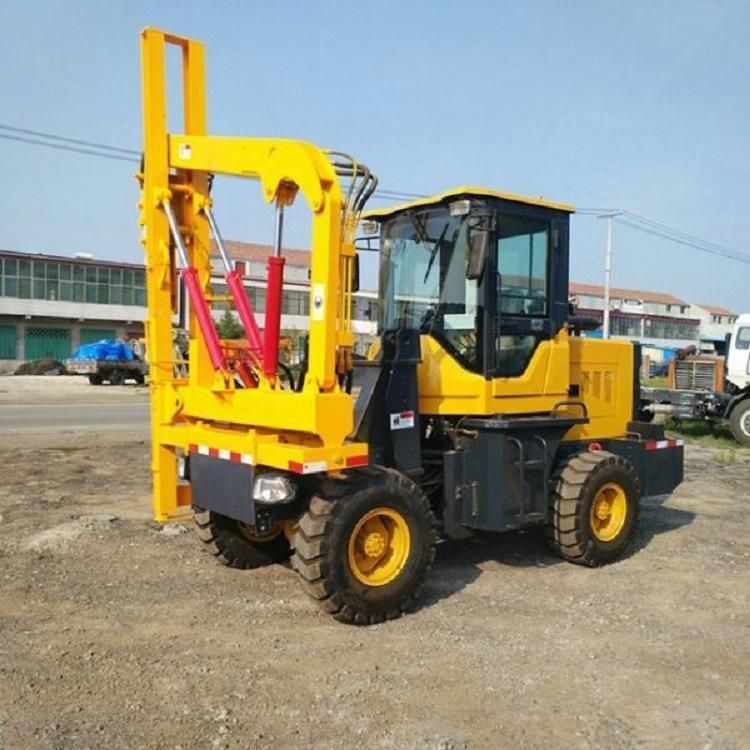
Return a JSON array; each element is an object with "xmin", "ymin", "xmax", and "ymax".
[
  {"xmin": 140, "ymin": 28, "xmax": 209, "ymax": 520},
  {"xmin": 203, "ymin": 206, "xmax": 264, "ymax": 358}
]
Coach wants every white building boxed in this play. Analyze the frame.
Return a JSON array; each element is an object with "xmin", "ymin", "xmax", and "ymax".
[
  {"xmin": 0, "ymin": 243, "xmax": 378, "ymax": 370},
  {"xmin": 570, "ymin": 281, "xmax": 701, "ymax": 348},
  {"xmin": 690, "ymin": 304, "xmax": 738, "ymax": 351},
  {"xmin": 0, "ymin": 249, "xmax": 147, "ymax": 368}
]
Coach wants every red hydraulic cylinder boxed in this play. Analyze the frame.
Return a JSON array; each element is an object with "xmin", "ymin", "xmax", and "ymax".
[
  {"xmin": 180, "ymin": 266, "xmax": 226, "ymax": 371},
  {"xmin": 262, "ymin": 256, "xmax": 285, "ymax": 377},
  {"xmin": 226, "ymin": 269, "xmax": 264, "ymax": 357}
]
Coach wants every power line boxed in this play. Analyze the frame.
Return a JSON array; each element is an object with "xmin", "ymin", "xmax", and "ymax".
[
  {"xmin": 2, "ymin": 121, "xmax": 748, "ymax": 264},
  {"xmin": 614, "ymin": 215, "xmax": 750, "ymax": 265},
  {"xmin": 619, "ymin": 209, "xmax": 750, "ymax": 262},
  {"xmin": 0, "ymin": 133, "xmax": 139, "ymax": 164},
  {"xmin": 0, "ymin": 124, "xmax": 139, "ymax": 155}
]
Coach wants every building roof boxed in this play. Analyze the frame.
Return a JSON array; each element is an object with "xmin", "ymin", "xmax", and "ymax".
[
  {"xmin": 695, "ymin": 303, "xmax": 736, "ymax": 317},
  {"xmin": 363, "ymin": 185, "xmax": 575, "ymax": 220},
  {"xmin": 0, "ymin": 248, "xmax": 144, "ymax": 269},
  {"xmin": 569, "ymin": 281, "xmax": 688, "ymax": 306},
  {"xmin": 218, "ymin": 240, "xmax": 311, "ymax": 269},
  {"xmin": 0, "ymin": 243, "xmax": 312, "ymax": 270}
]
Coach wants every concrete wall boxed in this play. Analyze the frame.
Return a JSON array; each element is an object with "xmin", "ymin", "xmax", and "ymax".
[{"xmin": 0, "ymin": 297, "xmax": 146, "ymax": 323}]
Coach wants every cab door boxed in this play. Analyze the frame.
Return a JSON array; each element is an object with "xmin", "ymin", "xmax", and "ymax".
[
  {"xmin": 727, "ymin": 322, "xmax": 750, "ymax": 388},
  {"xmin": 487, "ymin": 205, "xmax": 570, "ymax": 394}
]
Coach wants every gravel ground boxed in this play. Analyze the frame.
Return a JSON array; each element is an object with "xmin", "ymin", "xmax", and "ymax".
[{"xmin": 0, "ymin": 382, "xmax": 749, "ymax": 749}]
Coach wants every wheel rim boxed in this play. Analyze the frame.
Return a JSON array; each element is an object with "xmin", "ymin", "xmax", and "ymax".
[
  {"xmin": 237, "ymin": 521, "xmax": 282, "ymax": 542},
  {"xmin": 347, "ymin": 507, "xmax": 411, "ymax": 587},
  {"xmin": 741, "ymin": 411, "xmax": 750, "ymax": 437},
  {"xmin": 590, "ymin": 483, "xmax": 628, "ymax": 542}
]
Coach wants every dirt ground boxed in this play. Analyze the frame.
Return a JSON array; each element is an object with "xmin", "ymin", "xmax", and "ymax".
[
  {"xmin": 0, "ymin": 375, "xmax": 149, "ymax": 405},
  {"xmin": 1, "ymin": 378, "xmax": 749, "ymax": 749}
]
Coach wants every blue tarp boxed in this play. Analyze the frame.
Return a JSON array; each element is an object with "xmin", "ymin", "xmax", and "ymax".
[{"xmin": 69, "ymin": 340, "xmax": 135, "ymax": 361}]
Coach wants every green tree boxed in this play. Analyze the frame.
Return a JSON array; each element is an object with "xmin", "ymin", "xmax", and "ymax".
[{"xmin": 216, "ymin": 309, "xmax": 244, "ymax": 340}]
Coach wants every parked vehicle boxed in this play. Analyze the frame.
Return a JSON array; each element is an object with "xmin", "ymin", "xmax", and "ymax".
[
  {"xmin": 65, "ymin": 340, "xmax": 147, "ymax": 385},
  {"xmin": 137, "ymin": 28, "xmax": 684, "ymax": 624},
  {"xmin": 641, "ymin": 313, "xmax": 750, "ymax": 445}
]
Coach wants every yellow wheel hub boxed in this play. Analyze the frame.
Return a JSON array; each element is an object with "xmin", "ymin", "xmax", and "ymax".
[
  {"xmin": 348, "ymin": 507, "xmax": 411, "ymax": 587},
  {"xmin": 590, "ymin": 482, "xmax": 628, "ymax": 542}
]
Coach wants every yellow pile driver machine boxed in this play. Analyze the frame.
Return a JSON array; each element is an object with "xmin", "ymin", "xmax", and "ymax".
[{"xmin": 139, "ymin": 29, "xmax": 683, "ymax": 624}]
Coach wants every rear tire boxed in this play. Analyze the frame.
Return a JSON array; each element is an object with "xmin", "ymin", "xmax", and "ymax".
[
  {"xmin": 293, "ymin": 468, "xmax": 436, "ymax": 625},
  {"xmin": 546, "ymin": 450, "xmax": 640, "ymax": 566},
  {"xmin": 729, "ymin": 400, "xmax": 750, "ymax": 447},
  {"xmin": 193, "ymin": 507, "xmax": 291, "ymax": 569},
  {"xmin": 88, "ymin": 374, "xmax": 103, "ymax": 385},
  {"xmin": 108, "ymin": 370, "xmax": 125, "ymax": 386}
]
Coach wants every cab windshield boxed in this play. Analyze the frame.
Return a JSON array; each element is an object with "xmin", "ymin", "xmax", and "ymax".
[{"xmin": 379, "ymin": 207, "xmax": 480, "ymax": 369}]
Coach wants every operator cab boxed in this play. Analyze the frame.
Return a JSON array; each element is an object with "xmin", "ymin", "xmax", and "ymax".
[{"xmin": 364, "ymin": 187, "xmax": 574, "ymax": 379}]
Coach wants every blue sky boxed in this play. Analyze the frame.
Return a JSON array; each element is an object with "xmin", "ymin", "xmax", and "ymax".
[{"xmin": 1, "ymin": 0, "xmax": 748, "ymax": 309}]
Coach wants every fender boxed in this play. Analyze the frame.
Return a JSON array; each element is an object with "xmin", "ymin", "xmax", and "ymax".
[{"xmin": 725, "ymin": 387, "xmax": 750, "ymax": 418}]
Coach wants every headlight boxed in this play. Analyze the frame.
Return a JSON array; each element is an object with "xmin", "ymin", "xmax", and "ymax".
[{"xmin": 252, "ymin": 474, "xmax": 296, "ymax": 504}]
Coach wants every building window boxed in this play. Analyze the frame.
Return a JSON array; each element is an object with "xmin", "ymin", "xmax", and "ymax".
[
  {"xmin": 644, "ymin": 318, "xmax": 698, "ymax": 340},
  {"xmin": 0, "ymin": 256, "xmax": 147, "ymax": 307},
  {"xmin": 282, "ymin": 289, "xmax": 310, "ymax": 316},
  {"xmin": 611, "ymin": 317, "xmax": 640, "ymax": 337}
]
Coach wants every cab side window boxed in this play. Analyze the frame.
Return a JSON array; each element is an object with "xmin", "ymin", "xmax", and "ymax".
[
  {"xmin": 494, "ymin": 216, "xmax": 549, "ymax": 377},
  {"xmin": 736, "ymin": 327, "xmax": 750, "ymax": 350},
  {"xmin": 497, "ymin": 217, "xmax": 549, "ymax": 316}
]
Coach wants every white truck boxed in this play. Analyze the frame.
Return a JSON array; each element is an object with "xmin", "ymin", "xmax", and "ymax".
[{"xmin": 642, "ymin": 313, "xmax": 750, "ymax": 446}]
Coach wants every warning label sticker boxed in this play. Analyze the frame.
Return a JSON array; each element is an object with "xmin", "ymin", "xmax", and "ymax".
[{"xmin": 390, "ymin": 411, "xmax": 415, "ymax": 430}]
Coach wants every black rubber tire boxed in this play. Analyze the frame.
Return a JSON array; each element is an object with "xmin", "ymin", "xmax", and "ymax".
[
  {"xmin": 134, "ymin": 372, "xmax": 145, "ymax": 385},
  {"xmin": 193, "ymin": 507, "xmax": 291, "ymax": 569},
  {"xmin": 88, "ymin": 374, "xmax": 103, "ymax": 385},
  {"xmin": 293, "ymin": 467, "xmax": 436, "ymax": 625},
  {"xmin": 546, "ymin": 450, "xmax": 640, "ymax": 567},
  {"xmin": 638, "ymin": 409, "xmax": 655, "ymax": 423},
  {"xmin": 729, "ymin": 400, "xmax": 750, "ymax": 447},
  {"xmin": 108, "ymin": 370, "xmax": 125, "ymax": 386}
]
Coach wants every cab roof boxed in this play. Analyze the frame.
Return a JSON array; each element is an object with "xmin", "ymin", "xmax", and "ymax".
[{"xmin": 363, "ymin": 185, "xmax": 575, "ymax": 220}]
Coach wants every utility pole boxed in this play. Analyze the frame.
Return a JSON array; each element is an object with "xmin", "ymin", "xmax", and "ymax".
[{"xmin": 598, "ymin": 212, "xmax": 620, "ymax": 339}]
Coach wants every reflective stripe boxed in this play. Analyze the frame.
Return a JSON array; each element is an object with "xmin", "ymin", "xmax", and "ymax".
[
  {"xmin": 189, "ymin": 444, "xmax": 254, "ymax": 465},
  {"xmin": 645, "ymin": 439, "xmax": 683, "ymax": 450},
  {"xmin": 289, "ymin": 460, "xmax": 328, "ymax": 475}
]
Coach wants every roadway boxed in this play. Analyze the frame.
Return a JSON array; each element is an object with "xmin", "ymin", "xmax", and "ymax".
[{"xmin": 0, "ymin": 402, "xmax": 150, "ymax": 432}]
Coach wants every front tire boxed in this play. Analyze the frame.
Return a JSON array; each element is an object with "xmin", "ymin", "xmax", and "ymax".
[
  {"xmin": 729, "ymin": 400, "xmax": 750, "ymax": 447},
  {"xmin": 293, "ymin": 468, "xmax": 436, "ymax": 625},
  {"xmin": 546, "ymin": 450, "xmax": 640, "ymax": 566},
  {"xmin": 193, "ymin": 507, "xmax": 291, "ymax": 569}
]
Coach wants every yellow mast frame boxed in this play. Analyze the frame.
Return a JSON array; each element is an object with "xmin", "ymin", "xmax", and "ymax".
[{"xmin": 138, "ymin": 28, "xmax": 366, "ymax": 521}]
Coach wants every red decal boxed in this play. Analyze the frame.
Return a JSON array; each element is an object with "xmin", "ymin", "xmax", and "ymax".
[{"xmin": 346, "ymin": 455, "xmax": 368, "ymax": 468}]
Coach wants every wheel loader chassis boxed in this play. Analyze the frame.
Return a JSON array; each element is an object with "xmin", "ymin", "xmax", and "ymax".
[
  {"xmin": 187, "ymin": 326, "xmax": 683, "ymax": 543},
  {"xmin": 439, "ymin": 420, "xmax": 683, "ymax": 540}
]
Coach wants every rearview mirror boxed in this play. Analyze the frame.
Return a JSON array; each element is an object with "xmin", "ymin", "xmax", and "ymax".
[{"xmin": 466, "ymin": 230, "xmax": 488, "ymax": 280}]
